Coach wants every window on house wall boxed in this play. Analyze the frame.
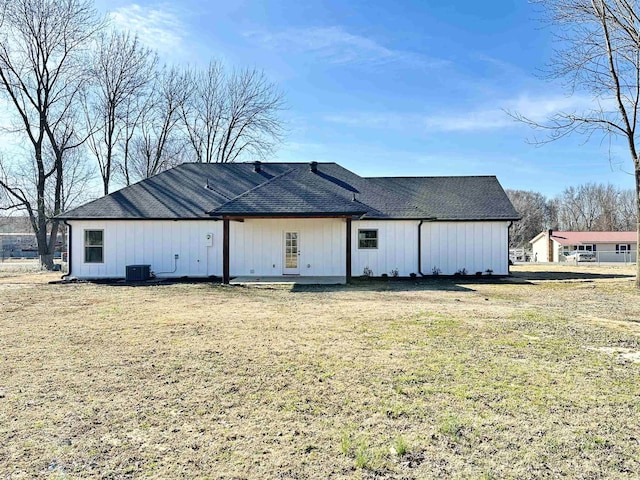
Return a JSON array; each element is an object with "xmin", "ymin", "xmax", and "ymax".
[
  {"xmin": 358, "ymin": 229, "xmax": 378, "ymax": 249},
  {"xmin": 617, "ymin": 244, "xmax": 631, "ymax": 253},
  {"xmin": 84, "ymin": 230, "xmax": 104, "ymax": 263}
]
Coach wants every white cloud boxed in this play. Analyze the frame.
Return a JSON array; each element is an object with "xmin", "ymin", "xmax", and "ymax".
[
  {"xmin": 508, "ymin": 94, "xmax": 614, "ymax": 123},
  {"xmin": 323, "ymin": 93, "xmax": 609, "ymax": 133},
  {"xmin": 244, "ymin": 26, "xmax": 446, "ymax": 68},
  {"xmin": 109, "ymin": 3, "xmax": 187, "ymax": 56},
  {"xmin": 323, "ymin": 110, "xmax": 514, "ymax": 132}
]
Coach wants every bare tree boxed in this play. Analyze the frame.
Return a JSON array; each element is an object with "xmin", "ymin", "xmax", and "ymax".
[
  {"xmin": 117, "ymin": 80, "xmax": 154, "ymax": 187},
  {"xmin": 124, "ymin": 65, "xmax": 191, "ymax": 182},
  {"xmin": 514, "ymin": 0, "xmax": 640, "ymax": 286},
  {"xmin": 85, "ymin": 30, "xmax": 156, "ymax": 194},
  {"xmin": 181, "ymin": 64, "xmax": 285, "ymax": 163},
  {"xmin": 557, "ymin": 185, "xmax": 602, "ymax": 230},
  {"xmin": 45, "ymin": 147, "xmax": 96, "ymax": 217},
  {"xmin": 618, "ymin": 188, "xmax": 638, "ymax": 230},
  {"xmin": 0, "ymin": 0, "xmax": 102, "ymax": 269},
  {"xmin": 592, "ymin": 183, "xmax": 621, "ymax": 230},
  {"xmin": 556, "ymin": 183, "xmax": 637, "ymax": 230},
  {"xmin": 506, "ymin": 190, "xmax": 554, "ymax": 247},
  {"xmin": 180, "ymin": 61, "xmax": 225, "ymax": 163}
]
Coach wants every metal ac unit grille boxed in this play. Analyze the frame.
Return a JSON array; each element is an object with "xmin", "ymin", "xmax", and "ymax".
[{"xmin": 126, "ymin": 264, "xmax": 150, "ymax": 282}]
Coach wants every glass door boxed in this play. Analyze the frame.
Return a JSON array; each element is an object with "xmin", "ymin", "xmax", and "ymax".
[{"xmin": 283, "ymin": 231, "xmax": 300, "ymax": 274}]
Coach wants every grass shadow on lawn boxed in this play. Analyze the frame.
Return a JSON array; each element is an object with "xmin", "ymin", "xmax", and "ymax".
[
  {"xmin": 512, "ymin": 270, "xmax": 635, "ymax": 281},
  {"xmin": 292, "ymin": 278, "xmax": 478, "ymax": 293},
  {"xmin": 52, "ymin": 276, "xmax": 223, "ymax": 287}
]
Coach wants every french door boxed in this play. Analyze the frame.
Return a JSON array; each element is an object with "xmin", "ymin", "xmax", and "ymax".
[{"xmin": 283, "ymin": 231, "xmax": 300, "ymax": 274}]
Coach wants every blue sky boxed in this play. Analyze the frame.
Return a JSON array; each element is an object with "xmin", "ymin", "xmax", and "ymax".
[{"xmin": 96, "ymin": 0, "xmax": 636, "ymax": 197}]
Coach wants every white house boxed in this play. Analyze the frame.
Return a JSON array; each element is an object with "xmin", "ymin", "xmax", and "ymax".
[
  {"xmin": 530, "ymin": 230, "xmax": 637, "ymax": 262},
  {"xmin": 59, "ymin": 162, "xmax": 520, "ymax": 282}
]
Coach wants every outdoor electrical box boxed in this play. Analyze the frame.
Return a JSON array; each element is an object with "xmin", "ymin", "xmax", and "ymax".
[
  {"xmin": 205, "ymin": 233, "xmax": 213, "ymax": 247},
  {"xmin": 126, "ymin": 264, "xmax": 151, "ymax": 282}
]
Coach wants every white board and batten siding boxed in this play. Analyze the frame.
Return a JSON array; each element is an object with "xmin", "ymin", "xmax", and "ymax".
[
  {"xmin": 230, "ymin": 218, "xmax": 345, "ymax": 276},
  {"xmin": 351, "ymin": 220, "xmax": 509, "ymax": 277},
  {"xmin": 351, "ymin": 220, "xmax": 419, "ymax": 277},
  {"xmin": 69, "ymin": 220, "xmax": 222, "ymax": 278},
  {"xmin": 421, "ymin": 221, "xmax": 510, "ymax": 275},
  {"xmin": 69, "ymin": 218, "xmax": 510, "ymax": 279}
]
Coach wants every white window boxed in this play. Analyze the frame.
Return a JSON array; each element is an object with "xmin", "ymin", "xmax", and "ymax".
[
  {"xmin": 617, "ymin": 244, "xmax": 631, "ymax": 253},
  {"xmin": 358, "ymin": 229, "xmax": 378, "ymax": 249},
  {"xmin": 84, "ymin": 230, "xmax": 104, "ymax": 263}
]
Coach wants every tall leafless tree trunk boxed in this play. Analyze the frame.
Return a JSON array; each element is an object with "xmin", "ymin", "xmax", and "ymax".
[
  {"xmin": 85, "ymin": 30, "xmax": 156, "ymax": 194},
  {"xmin": 0, "ymin": 0, "xmax": 102, "ymax": 269},
  {"xmin": 514, "ymin": 0, "xmax": 640, "ymax": 287}
]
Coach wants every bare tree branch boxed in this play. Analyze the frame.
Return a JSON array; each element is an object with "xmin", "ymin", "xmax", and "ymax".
[
  {"xmin": 124, "ymin": 65, "xmax": 191, "ymax": 182},
  {"xmin": 85, "ymin": 29, "xmax": 157, "ymax": 194},
  {"xmin": 0, "ymin": 0, "xmax": 103, "ymax": 269},
  {"xmin": 518, "ymin": 0, "xmax": 640, "ymax": 286},
  {"xmin": 181, "ymin": 63, "xmax": 286, "ymax": 164}
]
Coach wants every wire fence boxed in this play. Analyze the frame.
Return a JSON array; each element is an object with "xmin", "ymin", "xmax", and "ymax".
[{"xmin": 560, "ymin": 250, "xmax": 637, "ymax": 264}]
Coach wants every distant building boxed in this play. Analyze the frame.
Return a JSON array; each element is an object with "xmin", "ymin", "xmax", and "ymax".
[
  {"xmin": 0, "ymin": 216, "xmax": 64, "ymax": 259},
  {"xmin": 530, "ymin": 230, "xmax": 637, "ymax": 262}
]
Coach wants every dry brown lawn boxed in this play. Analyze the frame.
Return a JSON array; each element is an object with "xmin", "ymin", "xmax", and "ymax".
[{"xmin": 1, "ymin": 264, "xmax": 640, "ymax": 479}]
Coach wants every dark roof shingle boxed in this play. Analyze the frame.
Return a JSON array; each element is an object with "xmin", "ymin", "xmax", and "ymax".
[
  {"xmin": 367, "ymin": 176, "xmax": 520, "ymax": 220},
  {"xmin": 59, "ymin": 162, "xmax": 520, "ymax": 221}
]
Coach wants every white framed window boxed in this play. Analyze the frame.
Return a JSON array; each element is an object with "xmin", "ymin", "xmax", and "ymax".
[
  {"xmin": 84, "ymin": 230, "xmax": 104, "ymax": 263},
  {"xmin": 358, "ymin": 229, "xmax": 378, "ymax": 249},
  {"xmin": 617, "ymin": 244, "xmax": 631, "ymax": 253}
]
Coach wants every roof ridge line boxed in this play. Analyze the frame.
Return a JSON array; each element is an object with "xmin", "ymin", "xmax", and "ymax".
[
  {"xmin": 207, "ymin": 168, "xmax": 296, "ymax": 214},
  {"xmin": 366, "ymin": 175, "xmax": 497, "ymax": 179}
]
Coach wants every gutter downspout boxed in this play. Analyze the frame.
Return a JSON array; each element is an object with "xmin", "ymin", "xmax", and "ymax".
[
  {"xmin": 61, "ymin": 220, "xmax": 71, "ymax": 281},
  {"xmin": 418, "ymin": 220, "xmax": 424, "ymax": 277},
  {"xmin": 508, "ymin": 221, "xmax": 514, "ymax": 274}
]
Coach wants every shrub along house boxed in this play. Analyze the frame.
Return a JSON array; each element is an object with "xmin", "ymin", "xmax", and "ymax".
[{"xmin": 59, "ymin": 162, "xmax": 519, "ymax": 282}]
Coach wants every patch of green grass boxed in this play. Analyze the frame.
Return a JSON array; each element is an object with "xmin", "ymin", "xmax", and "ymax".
[
  {"xmin": 354, "ymin": 444, "xmax": 371, "ymax": 469},
  {"xmin": 340, "ymin": 433, "xmax": 351, "ymax": 456},
  {"xmin": 439, "ymin": 414, "xmax": 465, "ymax": 441},
  {"xmin": 392, "ymin": 436, "xmax": 408, "ymax": 456}
]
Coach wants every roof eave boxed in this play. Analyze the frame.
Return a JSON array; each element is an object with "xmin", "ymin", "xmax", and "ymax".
[
  {"xmin": 211, "ymin": 211, "xmax": 368, "ymax": 218},
  {"xmin": 60, "ymin": 216, "xmax": 212, "ymax": 221}
]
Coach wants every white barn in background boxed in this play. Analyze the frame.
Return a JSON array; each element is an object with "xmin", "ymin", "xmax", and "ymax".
[
  {"xmin": 530, "ymin": 230, "xmax": 637, "ymax": 263},
  {"xmin": 59, "ymin": 162, "xmax": 519, "ymax": 282}
]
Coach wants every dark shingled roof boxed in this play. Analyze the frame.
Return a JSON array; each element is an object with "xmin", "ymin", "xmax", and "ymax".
[
  {"xmin": 59, "ymin": 162, "xmax": 520, "ymax": 221},
  {"xmin": 367, "ymin": 176, "xmax": 520, "ymax": 221}
]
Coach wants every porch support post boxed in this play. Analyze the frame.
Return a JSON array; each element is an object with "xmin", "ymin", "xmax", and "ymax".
[
  {"xmin": 223, "ymin": 218, "xmax": 230, "ymax": 284},
  {"xmin": 346, "ymin": 217, "xmax": 352, "ymax": 282}
]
